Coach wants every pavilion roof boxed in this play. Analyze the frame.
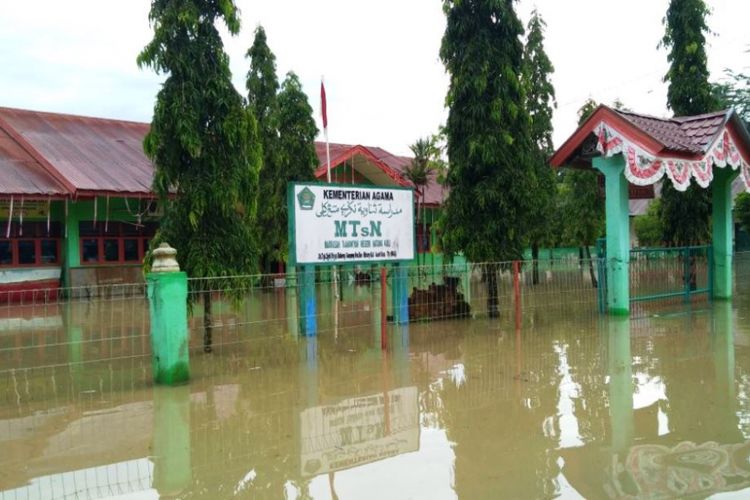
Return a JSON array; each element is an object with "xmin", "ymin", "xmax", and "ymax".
[{"xmin": 551, "ymin": 105, "xmax": 750, "ymax": 193}]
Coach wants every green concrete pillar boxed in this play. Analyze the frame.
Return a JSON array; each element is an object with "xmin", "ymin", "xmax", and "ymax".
[
  {"xmin": 153, "ymin": 385, "xmax": 192, "ymax": 496},
  {"xmin": 712, "ymin": 167, "xmax": 739, "ymax": 300},
  {"xmin": 594, "ymin": 156, "xmax": 630, "ymax": 315},
  {"xmin": 607, "ymin": 316, "xmax": 633, "ymax": 454},
  {"xmin": 147, "ymin": 244, "xmax": 189, "ymax": 385},
  {"xmin": 391, "ymin": 263, "xmax": 409, "ymax": 325},
  {"xmin": 298, "ymin": 265, "xmax": 317, "ymax": 337},
  {"xmin": 63, "ymin": 200, "xmax": 81, "ymax": 287}
]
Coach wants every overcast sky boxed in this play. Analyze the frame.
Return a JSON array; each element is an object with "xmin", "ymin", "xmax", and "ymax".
[{"xmin": 1, "ymin": 1, "xmax": 748, "ymax": 156}]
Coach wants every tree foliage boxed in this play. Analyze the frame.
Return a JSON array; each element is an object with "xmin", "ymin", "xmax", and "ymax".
[
  {"xmin": 138, "ymin": 0, "xmax": 261, "ymax": 351},
  {"xmin": 522, "ymin": 9, "xmax": 557, "ymax": 282},
  {"xmin": 276, "ymin": 71, "xmax": 319, "ymax": 258},
  {"xmin": 659, "ymin": 0, "xmax": 717, "ymax": 246},
  {"xmin": 138, "ymin": 0, "xmax": 260, "ymax": 279},
  {"xmin": 439, "ymin": 0, "xmax": 536, "ymax": 316},
  {"xmin": 736, "ymin": 193, "xmax": 750, "ymax": 235},
  {"xmin": 633, "ymin": 199, "xmax": 664, "ymax": 247},
  {"xmin": 246, "ymin": 25, "xmax": 283, "ymax": 266},
  {"xmin": 661, "ymin": 0, "xmax": 716, "ymax": 116},
  {"xmin": 712, "ymin": 70, "xmax": 750, "ymax": 128},
  {"xmin": 439, "ymin": 0, "xmax": 535, "ymax": 263}
]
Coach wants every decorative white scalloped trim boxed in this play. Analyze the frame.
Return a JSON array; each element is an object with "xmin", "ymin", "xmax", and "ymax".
[{"xmin": 593, "ymin": 121, "xmax": 750, "ymax": 192}]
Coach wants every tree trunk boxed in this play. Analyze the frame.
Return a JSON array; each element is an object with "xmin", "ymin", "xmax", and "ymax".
[
  {"xmin": 585, "ymin": 245, "xmax": 598, "ymax": 289},
  {"xmin": 578, "ymin": 246, "xmax": 584, "ymax": 269},
  {"xmin": 485, "ymin": 264, "xmax": 500, "ymax": 318},
  {"xmin": 203, "ymin": 291, "xmax": 213, "ymax": 353},
  {"xmin": 531, "ymin": 242, "xmax": 540, "ymax": 286}
]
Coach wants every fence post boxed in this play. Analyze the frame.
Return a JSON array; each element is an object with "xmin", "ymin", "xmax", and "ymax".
[
  {"xmin": 381, "ymin": 266, "xmax": 388, "ymax": 350},
  {"xmin": 147, "ymin": 243, "xmax": 189, "ymax": 385},
  {"xmin": 683, "ymin": 247, "xmax": 691, "ymax": 304},
  {"xmin": 299, "ymin": 265, "xmax": 317, "ymax": 337},
  {"xmin": 513, "ymin": 260, "xmax": 521, "ymax": 331},
  {"xmin": 391, "ymin": 263, "xmax": 409, "ymax": 325}
]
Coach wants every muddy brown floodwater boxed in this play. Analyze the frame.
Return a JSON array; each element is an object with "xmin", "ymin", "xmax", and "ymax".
[{"xmin": 2, "ymin": 280, "xmax": 750, "ymax": 499}]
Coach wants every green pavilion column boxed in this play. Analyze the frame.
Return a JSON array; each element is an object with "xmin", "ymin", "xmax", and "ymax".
[
  {"xmin": 147, "ymin": 243, "xmax": 190, "ymax": 385},
  {"xmin": 594, "ymin": 155, "xmax": 630, "ymax": 315},
  {"xmin": 712, "ymin": 167, "xmax": 739, "ymax": 300}
]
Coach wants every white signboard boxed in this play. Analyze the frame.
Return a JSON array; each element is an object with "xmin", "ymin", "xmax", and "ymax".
[
  {"xmin": 299, "ymin": 386, "xmax": 420, "ymax": 477},
  {"xmin": 289, "ymin": 183, "xmax": 415, "ymax": 265}
]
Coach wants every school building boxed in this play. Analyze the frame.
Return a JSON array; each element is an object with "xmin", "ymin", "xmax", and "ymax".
[{"xmin": 0, "ymin": 107, "xmax": 447, "ymax": 296}]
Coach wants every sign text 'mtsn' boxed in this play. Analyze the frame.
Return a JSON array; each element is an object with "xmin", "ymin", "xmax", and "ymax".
[{"xmin": 323, "ymin": 189, "xmax": 395, "ymax": 201}]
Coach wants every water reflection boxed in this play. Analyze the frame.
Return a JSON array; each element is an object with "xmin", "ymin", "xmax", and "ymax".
[
  {"xmin": 2, "ymin": 290, "xmax": 750, "ymax": 498},
  {"xmin": 562, "ymin": 302, "xmax": 750, "ymax": 498}
]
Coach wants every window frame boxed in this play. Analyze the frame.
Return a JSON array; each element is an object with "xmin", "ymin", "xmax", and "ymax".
[
  {"xmin": 78, "ymin": 221, "xmax": 154, "ymax": 266},
  {"xmin": 0, "ymin": 238, "xmax": 61, "ymax": 267}
]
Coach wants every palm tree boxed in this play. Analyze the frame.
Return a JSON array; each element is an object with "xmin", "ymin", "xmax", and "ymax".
[{"xmin": 404, "ymin": 137, "xmax": 439, "ymax": 269}]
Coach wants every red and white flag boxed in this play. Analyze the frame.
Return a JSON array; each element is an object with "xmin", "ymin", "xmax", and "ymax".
[{"xmin": 320, "ymin": 81, "xmax": 328, "ymax": 130}]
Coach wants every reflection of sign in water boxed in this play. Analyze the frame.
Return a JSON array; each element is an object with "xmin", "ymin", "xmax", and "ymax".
[
  {"xmin": 289, "ymin": 183, "xmax": 415, "ymax": 265},
  {"xmin": 300, "ymin": 387, "xmax": 419, "ymax": 477}
]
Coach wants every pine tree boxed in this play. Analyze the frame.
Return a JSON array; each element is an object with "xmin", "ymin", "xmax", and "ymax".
[
  {"xmin": 522, "ymin": 8, "xmax": 557, "ymax": 285},
  {"xmin": 277, "ymin": 71, "xmax": 319, "ymax": 259},
  {"xmin": 659, "ymin": 0, "xmax": 718, "ymax": 247},
  {"xmin": 246, "ymin": 25, "xmax": 282, "ymax": 270},
  {"xmin": 439, "ymin": 0, "xmax": 536, "ymax": 318},
  {"xmin": 138, "ymin": 0, "xmax": 261, "ymax": 352}
]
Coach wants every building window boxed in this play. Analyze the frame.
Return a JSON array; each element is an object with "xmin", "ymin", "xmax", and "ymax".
[
  {"xmin": 0, "ymin": 241, "xmax": 12, "ymax": 265},
  {"xmin": 0, "ymin": 222, "xmax": 61, "ymax": 267},
  {"xmin": 79, "ymin": 221, "xmax": 157, "ymax": 265}
]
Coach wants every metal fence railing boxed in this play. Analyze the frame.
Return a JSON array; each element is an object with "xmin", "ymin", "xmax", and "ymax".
[{"xmin": 1, "ymin": 251, "xmax": 748, "ymax": 374}]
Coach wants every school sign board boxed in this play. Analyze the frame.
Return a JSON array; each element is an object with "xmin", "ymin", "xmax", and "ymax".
[{"xmin": 288, "ymin": 182, "xmax": 415, "ymax": 265}]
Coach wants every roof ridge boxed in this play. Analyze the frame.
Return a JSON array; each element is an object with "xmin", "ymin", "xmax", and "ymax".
[
  {"xmin": 0, "ymin": 106, "xmax": 150, "ymax": 127},
  {"xmin": 672, "ymin": 109, "xmax": 731, "ymax": 122}
]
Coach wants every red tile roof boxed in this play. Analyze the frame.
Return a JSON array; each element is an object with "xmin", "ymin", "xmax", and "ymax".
[{"xmin": 615, "ymin": 109, "xmax": 729, "ymax": 154}]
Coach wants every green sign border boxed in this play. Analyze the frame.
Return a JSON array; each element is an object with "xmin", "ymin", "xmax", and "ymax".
[{"xmin": 287, "ymin": 181, "xmax": 416, "ymax": 267}]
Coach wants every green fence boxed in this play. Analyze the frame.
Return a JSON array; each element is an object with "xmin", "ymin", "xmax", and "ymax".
[{"xmin": 596, "ymin": 242, "xmax": 713, "ymax": 313}]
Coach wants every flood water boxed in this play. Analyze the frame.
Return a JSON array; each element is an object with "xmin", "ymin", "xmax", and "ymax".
[{"xmin": 2, "ymin": 274, "xmax": 750, "ymax": 499}]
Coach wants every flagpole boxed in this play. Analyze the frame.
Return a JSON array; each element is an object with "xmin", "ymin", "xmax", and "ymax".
[
  {"xmin": 322, "ymin": 76, "xmax": 332, "ymax": 183},
  {"xmin": 322, "ymin": 76, "xmax": 339, "ymax": 302}
]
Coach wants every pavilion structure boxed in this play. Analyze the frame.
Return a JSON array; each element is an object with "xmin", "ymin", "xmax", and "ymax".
[{"xmin": 551, "ymin": 105, "xmax": 750, "ymax": 315}]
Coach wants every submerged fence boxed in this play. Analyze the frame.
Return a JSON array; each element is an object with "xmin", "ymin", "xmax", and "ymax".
[{"xmin": 1, "ymin": 251, "xmax": 748, "ymax": 373}]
